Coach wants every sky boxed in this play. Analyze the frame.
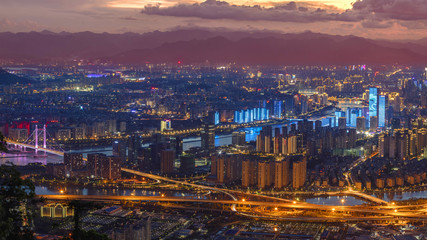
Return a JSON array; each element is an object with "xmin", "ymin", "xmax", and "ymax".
[{"xmin": 1, "ymin": 0, "xmax": 427, "ymax": 39}]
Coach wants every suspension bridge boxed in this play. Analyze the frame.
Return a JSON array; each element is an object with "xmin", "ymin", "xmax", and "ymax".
[{"xmin": 6, "ymin": 124, "xmax": 65, "ymax": 157}]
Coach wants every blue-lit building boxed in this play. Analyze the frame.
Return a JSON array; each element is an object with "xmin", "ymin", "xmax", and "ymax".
[
  {"xmin": 335, "ymin": 111, "xmax": 345, "ymax": 127},
  {"xmin": 369, "ymin": 87, "xmax": 378, "ymax": 127},
  {"xmin": 273, "ymin": 101, "xmax": 282, "ymax": 119},
  {"xmin": 378, "ymin": 95, "xmax": 386, "ymax": 128},
  {"xmin": 234, "ymin": 107, "xmax": 268, "ymax": 123},
  {"xmin": 214, "ymin": 112, "xmax": 220, "ymax": 125}
]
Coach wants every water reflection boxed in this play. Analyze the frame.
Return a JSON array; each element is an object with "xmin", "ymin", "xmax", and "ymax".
[
  {"xmin": 305, "ymin": 196, "xmax": 367, "ymax": 206},
  {"xmin": 0, "ymin": 151, "xmax": 62, "ymax": 166},
  {"xmin": 374, "ymin": 190, "xmax": 427, "ymax": 202}
]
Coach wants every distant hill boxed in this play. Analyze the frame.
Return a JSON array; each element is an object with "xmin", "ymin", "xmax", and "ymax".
[
  {"xmin": 110, "ymin": 36, "xmax": 427, "ymax": 65},
  {"xmin": 0, "ymin": 69, "xmax": 33, "ymax": 85},
  {"xmin": 1, "ymin": 30, "xmax": 427, "ymax": 65}
]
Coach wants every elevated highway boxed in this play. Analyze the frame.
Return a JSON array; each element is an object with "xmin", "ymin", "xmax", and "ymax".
[{"xmin": 39, "ymin": 194, "xmax": 427, "ymax": 222}]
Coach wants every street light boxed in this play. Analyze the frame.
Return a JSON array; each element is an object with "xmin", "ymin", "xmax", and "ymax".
[
  {"xmin": 274, "ymin": 207, "xmax": 278, "ymax": 211},
  {"xmin": 241, "ymin": 198, "xmax": 246, "ymax": 202},
  {"xmin": 332, "ymin": 208, "xmax": 335, "ymax": 212}
]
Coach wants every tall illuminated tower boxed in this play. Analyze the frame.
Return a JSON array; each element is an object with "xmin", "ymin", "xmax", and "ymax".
[
  {"xmin": 378, "ymin": 95, "xmax": 386, "ymax": 128},
  {"xmin": 274, "ymin": 100, "xmax": 282, "ymax": 119},
  {"xmin": 369, "ymin": 87, "xmax": 378, "ymax": 128}
]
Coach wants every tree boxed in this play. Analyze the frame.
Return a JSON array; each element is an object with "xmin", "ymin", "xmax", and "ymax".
[
  {"xmin": 0, "ymin": 134, "xmax": 35, "ymax": 240},
  {"xmin": 0, "ymin": 132, "xmax": 7, "ymax": 153},
  {"xmin": 0, "ymin": 164, "xmax": 35, "ymax": 240}
]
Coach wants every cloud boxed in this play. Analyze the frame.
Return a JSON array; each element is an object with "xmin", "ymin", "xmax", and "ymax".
[
  {"xmin": 121, "ymin": 16, "xmax": 138, "ymax": 20},
  {"xmin": 141, "ymin": 0, "xmax": 364, "ymax": 23},
  {"xmin": 352, "ymin": 0, "xmax": 427, "ymax": 21},
  {"xmin": 361, "ymin": 19, "xmax": 394, "ymax": 29},
  {"xmin": 141, "ymin": 0, "xmax": 427, "ymax": 29},
  {"xmin": 0, "ymin": 18, "xmax": 46, "ymax": 32}
]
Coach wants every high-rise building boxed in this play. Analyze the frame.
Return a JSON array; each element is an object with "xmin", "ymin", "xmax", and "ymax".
[
  {"xmin": 274, "ymin": 159, "xmax": 290, "ymax": 189},
  {"xmin": 369, "ymin": 87, "xmax": 378, "ymax": 127},
  {"xmin": 127, "ymin": 135, "xmax": 141, "ymax": 166},
  {"xmin": 356, "ymin": 117, "xmax": 366, "ymax": 132},
  {"xmin": 242, "ymin": 159, "xmax": 258, "ymax": 188},
  {"xmin": 169, "ymin": 136, "xmax": 183, "ymax": 157},
  {"xmin": 101, "ymin": 156, "xmax": 121, "ymax": 179},
  {"xmin": 160, "ymin": 120, "xmax": 171, "ymax": 131},
  {"xmin": 201, "ymin": 123, "xmax": 215, "ymax": 152},
  {"xmin": 106, "ymin": 119, "xmax": 117, "ymax": 134},
  {"xmin": 338, "ymin": 117, "xmax": 347, "ymax": 130},
  {"xmin": 287, "ymin": 135, "xmax": 297, "ymax": 154},
  {"xmin": 370, "ymin": 116, "xmax": 378, "ymax": 131},
  {"xmin": 87, "ymin": 153, "xmax": 121, "ymax": 179},
  {"xmin": 257, "ymin": 161, "xmax": 275, "ymax": 189},
  {"xmin": 273, "ymin": 100, "xmax": 282, "ymax": 119},
  {"xmin": 160, "ymin": 149, "xmax": 175, "ymax": 174},
  {"xmin": 113, "ymin": 140, "xmax": 127, "ymax": 163},
  {"xmin": 64, "ymin": 153, "xmax": 84, "ymax": 172},
  {"xmin": 379, "ymin": 134, "xmax": 389, "ymax": 158},
  {"xmin": 214, "ymin": 112, "xmax": 220, "ymax": 125},
  {"xmin": 213, "ymin": 154, "xmax": 242, "ymax": 184},
  {"xmin": 232, "ymin": 131, "xmax": 246, "ymax": 146},
  {"xmin": 378, "ymin": 95, "xmax": 386, "ymax": 128},
  {"xmin": 8, "ymin": 128, "xmax": 28, "ymax": 141},
  {"xmin": 292, "ymin": 156, "xmax": 307, "ymax": 189},
  {"xmin": 87, "ymin": 153, "xmax": 106, "ymax": 177}
]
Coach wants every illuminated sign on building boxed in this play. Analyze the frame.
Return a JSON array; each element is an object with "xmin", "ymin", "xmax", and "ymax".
[{"xmin": 369, "ymin": 87, "xmax": 378, "ymax": 127}]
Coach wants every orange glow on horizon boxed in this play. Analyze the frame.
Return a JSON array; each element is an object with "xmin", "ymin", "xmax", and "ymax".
[{"xmin": 108, "ymin": 0, "xmax": 353, "ymax": 10}]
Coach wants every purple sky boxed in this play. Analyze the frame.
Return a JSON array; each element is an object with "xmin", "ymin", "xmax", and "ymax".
[{"xmin": 1, "ymin": 0, "xmax": 427, "ymax": 39}]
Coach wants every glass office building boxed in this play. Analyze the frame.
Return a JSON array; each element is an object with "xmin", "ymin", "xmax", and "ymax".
[
  {"xmin": 369, "ymin": 87, "xmax": 378, "ymax": 127},
  {"xmin": 378, "ymin": 95, "xmax": 386, "ymax": 128}
]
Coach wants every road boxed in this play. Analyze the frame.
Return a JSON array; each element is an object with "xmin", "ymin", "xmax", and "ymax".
[{"xmin": 39, "ymin": 194, "xmax": 427, "ymax": 222}]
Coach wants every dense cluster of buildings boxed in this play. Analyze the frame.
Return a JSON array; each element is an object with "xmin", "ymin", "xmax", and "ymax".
[
  {"xmin": 379, "ymin": 127, "xmax": 427, "ymax": 160},
  {"xmin": 47, "ymin": 153, "xmax": 121, "ymax": 179},
  {"xmin": 209, "ymin": 153, "xmax": 307, "ymax": 189}
]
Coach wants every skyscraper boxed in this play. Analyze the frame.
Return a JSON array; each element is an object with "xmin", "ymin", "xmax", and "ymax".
[
  {"xmin": 292, "ymin": 156, "xmax": 307, "ymax": 189},
  {"xmin": 64, "ymin": 153, "xmax": 84, "ymax": 172},
  {"xmin": 274, "ymin": 159, "xmax": 290, "ymax": 189},
  {"xmin": 201, "ymin": 123, "xmax": 215, "ymax": 152},
  {"xmin": 112, "ymin": 140, "xmax": 127, "ymax": 163},
  {"xmin": 338, "ymin": 117, "xmax": 347, "ymax": 130},
  {"xmin": 369, "ymin": 87, "xmax": 378, "ymax": 127},
  {"xmin": 370, "ymin": 116, "xmax": 378, "ymax": 131},
  {"xmin": 378, "ymin": 95, "xmax": 386, "ymax": 128},
  {"xmin": 160, "ymin": 149, "xmax": 175, "ymax": 174},
  {"xmin": 273, "ymin": 100, "xmax": 282, "ymax": 119},
  {"xmin": 356, "ymin": 117, "xmax": 366, "ymax": 132}
]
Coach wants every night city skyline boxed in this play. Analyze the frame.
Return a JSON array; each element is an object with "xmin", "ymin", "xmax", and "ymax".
[
  {"xmin": 2, "ymin": 1, "xmax": 427, "ymax": 240},
  {"xmin": 1, "ymin": 0, "xmax": 427, "ymax": 39}
]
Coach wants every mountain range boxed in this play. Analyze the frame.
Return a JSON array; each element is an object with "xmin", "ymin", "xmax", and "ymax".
[
  {"xmin": 1, "ymin": 29, "xmax": 427, "ymax": 65},
  {"xmin": 0, "ymin": 69, "xmax": 33, "ymax": 85}
]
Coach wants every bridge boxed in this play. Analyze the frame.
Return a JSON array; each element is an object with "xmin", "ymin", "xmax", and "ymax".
[
  {"xmin": 7, "ymin": 139, "xmax": 65, "ymax": 156},
  {"xmin": 122, "ymin": 168, "xmax": 390, "ymax": 206},
  {"xmin": 6, "ymin": 123, "xmax": 65, "ymax": 156},
  {"xmin": 39, "ymin": 194, "xmax": 427, "ymax": 222}
]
